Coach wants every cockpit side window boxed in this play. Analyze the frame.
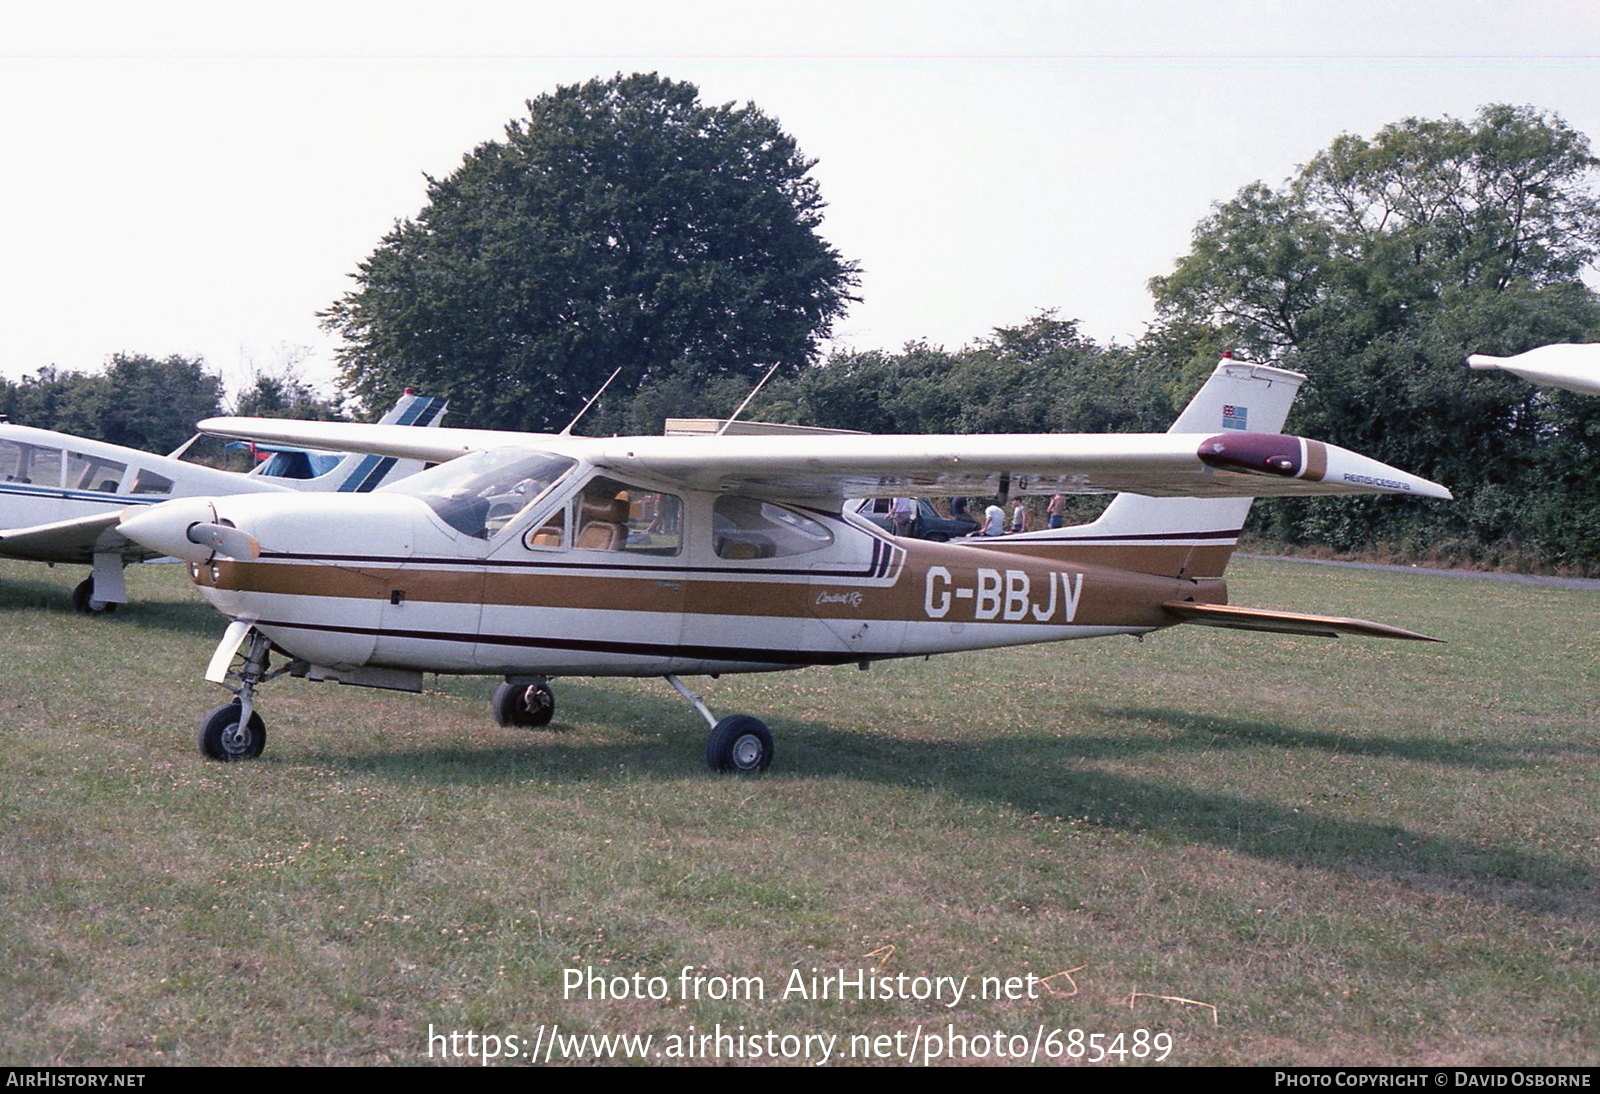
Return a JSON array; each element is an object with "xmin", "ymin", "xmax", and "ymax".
[
  {"xmin": 390, "ymin": 450, "xmax": 578, "ymax": 540},
  {"xmin": 522, "ymin": 505, "xmax": 566, "ymax": 550},
  {"xmin": 1, "ymin": 440, "xmax": 62, "ymax": 486},
  {"xmin": 253, "ymin": 450, "xmax": 314, "ymax": 479},
  {"xmin": 713, "ymin": 497, "xmax": 834, "ymax": 559}
]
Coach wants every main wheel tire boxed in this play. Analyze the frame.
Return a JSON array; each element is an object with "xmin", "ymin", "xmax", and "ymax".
[
  {"xmin": 493, "ymin": 681, "xmax": 556, "ymax": 728},
  {"xmin": 705, "ymin": 715, "xmax": 773, "ymax": 774},
  {"xmin": 71, "ymin": 577, "xmax": 117, "ymax": 615},
  {"xmin": 197, "ymin": 701, "xmax": 266, "ymax": 761}
]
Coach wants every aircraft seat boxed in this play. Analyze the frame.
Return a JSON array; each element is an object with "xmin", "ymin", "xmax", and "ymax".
[{"xmin": 576, "ymin": 495, "xmax": 629, "ymax": 551}]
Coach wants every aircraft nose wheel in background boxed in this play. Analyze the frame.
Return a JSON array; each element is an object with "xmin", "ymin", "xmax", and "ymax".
[
  {"xmin": 493, "ymin": 679, "xmax": 556, "ymax": 728},
  {"xmin": 71, "ymin": 577, "xmax": 116, "ymax": 614},
  {"xmin": 197, "ymin": 700, "xmax": 266, "ymax": 761}
]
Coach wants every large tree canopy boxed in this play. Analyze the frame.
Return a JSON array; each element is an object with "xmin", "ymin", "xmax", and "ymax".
[
  {"xmin": 1149, "ymin": 105, "xmax": 1600, "ymax": 572},
  {"xmin": 1153, "ymin": 104, "xmax": 1600, "ymax": 359},
  {"xmin": 324, "ymin": 73, "xmax": 860, "ymax": 432}
]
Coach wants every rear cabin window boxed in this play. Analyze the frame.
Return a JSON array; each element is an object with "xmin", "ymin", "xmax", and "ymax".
[
  {"xmin": 713, "ymin": 497, "xmax": 833, "ymax": 559},
  {"xmin": 129, "ymin": 468, "xmax": 175, "ymax": 495},
  {"xmin": 65, "ymin": 452, "xmax": 126, "ymax": 493}
]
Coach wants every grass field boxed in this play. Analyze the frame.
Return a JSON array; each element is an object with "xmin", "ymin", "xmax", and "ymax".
[{"xmin": 1, "ymin": 556, "xmax": 1595, "ymax": 1066}]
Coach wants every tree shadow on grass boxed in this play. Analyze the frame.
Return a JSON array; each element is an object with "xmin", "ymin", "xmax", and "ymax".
[{"xmin": 1078, "ymin": 704, "xmax": 1579, "ymax": 770}]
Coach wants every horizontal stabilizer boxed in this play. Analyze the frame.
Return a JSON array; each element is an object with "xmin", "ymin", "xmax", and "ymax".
[{"xmin": 1162, "ymin": 601, "xmax": 1441, "ymax": 642}]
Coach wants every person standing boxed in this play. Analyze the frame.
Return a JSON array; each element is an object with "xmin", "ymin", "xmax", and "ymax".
[
  {"xmin": 890, "ymin": 496, "xmax": 916, "ymax": 537},
  {"xmin": 1010, "ymin": 498, "xmax": 1027, "ymax": 534},
  {"xmin": 1047, "ymin": 493, "xmax": 1066, "ymax": 529}
]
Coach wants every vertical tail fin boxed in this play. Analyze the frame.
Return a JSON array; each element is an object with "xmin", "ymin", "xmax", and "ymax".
[{"xmin": 994, "ymin": 359, "xmax": 1305, "ymax": 578}]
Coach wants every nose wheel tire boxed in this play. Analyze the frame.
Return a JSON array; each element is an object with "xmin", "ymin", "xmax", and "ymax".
[
  {"xmin": 197, "ymin": 701, "xmax": 267, "ymax": 761},
  {"xmin": 493, "ymin": 681, "xmax": 556, "ymax": 728},
  {"xmin": 705, "ymin": 715, "xmax": 773, "ymax": 774}
]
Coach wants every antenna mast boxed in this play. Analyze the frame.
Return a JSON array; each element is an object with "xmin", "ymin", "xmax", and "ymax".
[
  {"xmin": 560, "ymin": 367, "xmax": 623, "ymax": 436},
  {"xmin": 716, "ymin": 362, "xmax": 783, "ymax": 436}
]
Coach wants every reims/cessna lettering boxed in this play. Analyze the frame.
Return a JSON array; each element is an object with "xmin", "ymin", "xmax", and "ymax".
[{"xmin": 116, "ymin": 359, "xmax": 1450, "ymax": 773}]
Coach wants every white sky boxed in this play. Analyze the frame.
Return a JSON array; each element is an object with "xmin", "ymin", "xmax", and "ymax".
[{"xmin": 3, "ymin": 0, "xmax": 1598, "ymax": 398}]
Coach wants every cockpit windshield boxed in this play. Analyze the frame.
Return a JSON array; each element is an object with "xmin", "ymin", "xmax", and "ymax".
[{"xmin": 385, "ymin": 449, "xmax": 577, "ymax": 539}]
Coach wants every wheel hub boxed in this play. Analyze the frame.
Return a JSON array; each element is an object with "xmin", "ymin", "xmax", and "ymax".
[{"xmin": 731, "ymin": 733, "xmax": 763, "ymax": 769}]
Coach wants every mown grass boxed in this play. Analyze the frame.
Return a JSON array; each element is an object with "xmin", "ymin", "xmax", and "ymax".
[{"xmin": 0, "ymin": 557, "xmax": 1594, "ymax": 1066}]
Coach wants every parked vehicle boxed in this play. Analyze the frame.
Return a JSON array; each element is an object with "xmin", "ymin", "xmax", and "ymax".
[{"xmin": 849, "ymin": 497, "xmax": 979, "ymax": 541}]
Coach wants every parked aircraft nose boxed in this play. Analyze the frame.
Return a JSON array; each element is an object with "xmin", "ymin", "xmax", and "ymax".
[{"xmin": 118, "ymin": 498, "xmax": 250, "ymax": 563}]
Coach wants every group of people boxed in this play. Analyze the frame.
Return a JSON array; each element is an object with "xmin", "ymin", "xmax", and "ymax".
[{"xmin": 954, "ymin": 493, "xmax": 1070, "ymax": 537}]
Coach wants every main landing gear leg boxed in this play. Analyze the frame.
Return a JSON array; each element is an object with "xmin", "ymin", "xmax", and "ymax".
[
  {"xmin": 197, "ymin": 629, "xmax": 278, "ymax": 761},
  {"xmin": 664, "ymin": 674, "xmax": 773, "ymax": 775}
]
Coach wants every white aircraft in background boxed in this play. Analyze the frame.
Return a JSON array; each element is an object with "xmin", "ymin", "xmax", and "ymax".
[
  {"xmin": 0, "ymin": 392, "xmax": 446, "ymax": 612},
  {"xmin": 118, "ymin": 359, "xmax": 1450, "ymax": 772},
  {"xmin": 1468, "ymin": 343, "xmax": 1600, "ymax": 396}
]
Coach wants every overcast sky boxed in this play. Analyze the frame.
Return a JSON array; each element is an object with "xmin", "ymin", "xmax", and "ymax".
[{"xmin": 3, "ymin": 1, "xmax": 1598, "ymax": 399}]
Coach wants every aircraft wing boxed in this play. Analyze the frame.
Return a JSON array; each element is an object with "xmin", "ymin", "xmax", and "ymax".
[
  {"xmin": 0, "ymin": 511, "xmax": 161, "ymax": 565},
  {"xmin": 197, "ymin": 418, "xmax": 548, "ymax": 464},
  {"xmin": 576, "ymin": 432, "xmax": 1451, "ymax": 500},
  {"xmin": 198, "ymin": 419, "xmax": 1450, "ymax": 501}
]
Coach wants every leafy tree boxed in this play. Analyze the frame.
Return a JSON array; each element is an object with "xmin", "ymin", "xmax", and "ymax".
[
  {"xmin": 325, "ymin": 73, "xmax": 860, "ymax": 432},
  {"xmin": 0, "ymin": 354, "xmax": 222, "ymax": 455},
  {"xmin": 939, "ymin": 314, "xmax": 1172, "ymax": 435},
  {"xmin": 230, "ymin": 346, "xmax": 344, "ymax": 421},
  {"xmin": 754, "ymin": 340, "xmax": 965, "ymax": 433},
  {"xmin": 1149, "ymin": 105, "xmax": 1600, "ymax": 571},
  {"xmin": 753, "ymin": 311, "xmax": 1173, "ymax": 438},
  {"xmin": 232, "ymin": 370, "xmax": 342, "ymax": 421},
  {"xmin": 98, "ymin": 354, "xmax": 226, "ymax": 453}
]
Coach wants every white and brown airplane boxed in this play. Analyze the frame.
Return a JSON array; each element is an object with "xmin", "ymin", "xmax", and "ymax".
[
  {"xmin": 116, "ymin": 358, "xmax": 1450, "ymax": 772},
  {"xmin": 1468, "ymin": 343, "xmax": 1600, "ymax": 396},
  {"xmin": 1, "ymin": 392, "xmax": 446, "ymax": 611}
]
